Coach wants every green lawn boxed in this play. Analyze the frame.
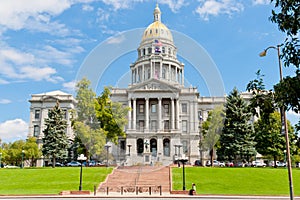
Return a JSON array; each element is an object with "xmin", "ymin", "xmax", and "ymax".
[
  {"xmin": 172, "ymin": 167, "xmax": 300, "ymax": 196},
  {"xmin": 0, "ymin": 167, "xmax": 113, "ymax": 195}
]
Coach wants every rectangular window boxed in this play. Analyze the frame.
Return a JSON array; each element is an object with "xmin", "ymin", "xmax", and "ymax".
[
  {"xmin": 139, "ymin": 120, "xmax": 144, "ymax": 130},
  {"xmin": 34, "ymin": 110, "xmax": 40, "ymax": 119},
  {"xmin": 164, "ymin": 120, "xmax": 169, "ymax": 130},
  {"xmin": 182, "ymin": 120, "xmax": 187, "ymax": 133},
  {"xmin": 151, "ymin": 120, "xmax": 157, "ymax": 130},
  {"xmin": 182, "ymin": 140, "xmax": 188, "ymax": 154},
  {"xmin": 164, "ymin": 104, "xmax": 169, "ymax": 115},
  {"xmin": 139, "ymin": 104, "xmax": 144, "ymax": 113},
  {"xmin": 151, "ymin": 104, "xmax": 157, "ymax": 113},
  {"xmin": 182, "ymin": 103, "xmax": 187, "ymax": 113},
  {"xmin": 33, "ymin": 125, "xmax": 40, "ymax": 137}
]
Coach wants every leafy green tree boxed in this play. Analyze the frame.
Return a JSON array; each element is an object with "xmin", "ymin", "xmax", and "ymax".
[
  {"xmin": 6, "ymin": 140, "xmax": 25, "ymax": 166},
  {"xmin": 95, "ymin": 87, "xmax": 130, "ymax": 144},
  {"xmin": 42, "ymin": 101, "xmax": 69, "ymax": 168},
  {"xmin": 218, "ymin": 88, "xmax": 256, "ymax": 163},
  {"xmin": 270, "ymin": 0, "xmax": 300, "ymax": 129},
  {"xmin": 24, "ymin": 137, "xmax": 41, "ymax": 167},
  {"xmin": 270, "ymin": 0, "xmax": 300, "ymax": 69},
  {"xmin": 201, "ymin": 105, "xmax": 225, "ymax": 167},
  {"xmin": 247, "ymin": 70, "xmax": 276, "ymax": 121},
  {"xmin": 73, "ymin": 78, "xmax": 106, "ymax": 161}
]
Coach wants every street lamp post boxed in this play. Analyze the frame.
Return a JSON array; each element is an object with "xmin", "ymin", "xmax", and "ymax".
[
  {"xmin": 21, "ymin": 150, "xmax": 25, "ymax": 169},
  {"xmin": 260, "ymin": 45, "xmax": 294, "ymax": 199},
  {"xmin": 78, "ymin": 154, "xmax": 87, "ymax": 191},
  {"xmin": 105, "ymin": 144, "xmax": 111, "ymax": 167},
  {"xmin": 178, "ymin": 158, "xmax": 188, "ymax": 190}
]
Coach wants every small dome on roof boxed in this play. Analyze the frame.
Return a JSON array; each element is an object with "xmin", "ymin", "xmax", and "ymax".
[{"xmin": 141, "ymin": 4, "xmax": 173, "ymax": 43}]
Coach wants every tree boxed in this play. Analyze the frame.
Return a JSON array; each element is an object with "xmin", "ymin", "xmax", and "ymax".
[
  {"xmin": 73, "ymin": 78, "xmax": 106, "ymax": 161},
  {"xmin": 24, "ymin": 137, "xmax": 41, "ymax": 167},
  {"xmin": 270, "ymin": 0, "xmax": 300, "ymax": 128},
  {"xmin": 42, "ymin": 101, "xmax": 69, "ymax": 168},
  {"xmin": 6, "ymin": 140, "xmax": 25, "ymax": 166},
  {"xmin": 246, "ymin": 70, "xmax": 276, "ymax": 121},
  {"xmin": 270, "ymin": 0, "xmax": 300, "ymax": 69},
  {"xmin": 254, "ymin": 111, "xmax": 296, "ymax": 166},
  {"xmin": 95, "ymin": 87, "xmax": 130, "ymax": 144},
  {"xmin": 218, "ymin": 88, "xmax": 256, "ymax": 163},
  {"xmin": 201, "ymin": 105, "xmax": 225, "ymax": 167}
]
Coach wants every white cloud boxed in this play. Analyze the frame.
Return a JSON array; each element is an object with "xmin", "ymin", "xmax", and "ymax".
[
  {"xmin": 0, "ymin": 99, "xmax": 11, "ymax": 104},
  {"xmin": 0, "ymin": 119, "xmax": 28, "ymax": 142},
  {"xmin": 63, "ymin": 80, "xmax": 76, "ymax": 92},
  {"xmin": 159, "ymin": 0, "xmax": 188, "ymax": 12},
  {"xmin": 195, "ymin": 0, "xmax": 244, "ymax": 21},
  {"xmin": 252, "ymin": 0, "xmax": 270, "ymax": 5},
  {"xmin": 82, "ymin": 4, "xmax": 94, "ymax": 12},
  {"xmin": 107, "ymin": 34, "xmax": 125, "ymax": 44},
  {"xmin": 0, "ymin": 0, "xmax": 71, "ymax": 31},
  {"xmin": 0, "ymin": 46, "xmax": 65, "ymax": 83},
  {"xmin": 101, "ymin": 0, "xmax": 145, "ymax": 10}
]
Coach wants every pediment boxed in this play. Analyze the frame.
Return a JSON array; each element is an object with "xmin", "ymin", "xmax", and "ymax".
[
  {"xmin": 129, "ymin": 79, "xmax": 181, "ymax": 92},
  {"xmin": 41, "ymin": 96, "xmax": 60, "ymax": 102}
]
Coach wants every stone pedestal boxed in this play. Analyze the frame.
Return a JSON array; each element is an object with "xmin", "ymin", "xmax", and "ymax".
[{"xmin": 143, "ymin": 152, "xmax": 152, "ymax": 165}]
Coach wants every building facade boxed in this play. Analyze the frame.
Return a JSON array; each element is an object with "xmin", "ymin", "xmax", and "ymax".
[
  {"xmin": 109, "ymin": 4, "xmax": 239, "ymax": 166},
  {"xmin": 28, "ymin": 90, "xmax": 76, "ymax": 147}
]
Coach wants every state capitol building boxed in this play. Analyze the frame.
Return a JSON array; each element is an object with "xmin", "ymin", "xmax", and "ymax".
[{"xmin": 28, "ymin": 4, "xmax": 252, "ymax": 166}]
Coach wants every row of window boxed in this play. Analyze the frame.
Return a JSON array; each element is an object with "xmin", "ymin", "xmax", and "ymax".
[
  {"xmin": 137, "ymin": 103, "xmax": 187, "ymax": 114},
  {"xmin": 136, "ymin": 119, "xmax": 188, "ymax": 132},
  {"xmin": 34, "ymin": 109, "xmax": 68, "ymax": 119},
  {"xmin": 139, "ymin": 46, "xmax": 176, "ymax": 57}
]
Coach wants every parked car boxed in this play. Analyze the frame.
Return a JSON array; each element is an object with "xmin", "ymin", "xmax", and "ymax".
[
  {"xmin": 225, "ymin": 161, "xmax": 234, "ymax": 167},
  {"xmin": 4, "ymin": 165, "xmax": 19, "ymax": 168},
  {"xmin": 219, "ymin": 161, "xmax": 225, "ymax": 167},
  {"xmin": 252, "ymin": 161, "xmax": 266, "ymax": 167},
  {"xmin": 47, "ymin": 162, "xmax": 64, "ymax": 167},
  {"xmin": 67, "ymin": 161, "xmax": 82, "ymax": 167},
  {"xmin": 194, "ymin": 160, "xmax": 202, "ymax": 166},
  {"xmin": 206, "ymin": 160, "xmax": 221, "ymax": 167}
]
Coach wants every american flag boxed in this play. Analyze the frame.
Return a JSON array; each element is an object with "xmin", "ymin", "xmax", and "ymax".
[
  {"xmin": 154, "ymin": 39, "xmax": 162, "ymax": 46},
  {"xmin": 154, "ymin": 39, "xmax": 162, "ymax": 53}
]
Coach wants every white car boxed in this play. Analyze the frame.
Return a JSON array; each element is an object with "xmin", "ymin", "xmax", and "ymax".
[{"xmin": 252, "ymin": 161, "xmax": 266, "ymax": 167}]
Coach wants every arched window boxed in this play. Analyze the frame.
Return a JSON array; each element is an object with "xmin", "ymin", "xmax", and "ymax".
[
  {"xmin": 137, "ymin": 138, "xmax": 144, "ymax": 155},
  {"xmin": 150, "ymin": 138, "xmax": 157, "ymax": 157},
  {"xmin": 163, "ymin": 138, "xmax": 170, "ymax": 156},
  {"xmin": 148, "ymin": 47, "xmax": 152, "ymax": 54}
]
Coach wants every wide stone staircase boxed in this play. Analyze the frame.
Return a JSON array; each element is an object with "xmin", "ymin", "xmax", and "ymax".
[{"xmin": 98, "ymin": 165, "xmax": 171, "ymax": 195}]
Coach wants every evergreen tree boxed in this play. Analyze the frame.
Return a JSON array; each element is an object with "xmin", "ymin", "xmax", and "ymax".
[
  {"xmin": 218, "ymin": 88, "xmax": 256, "ymax": 163},
  {"xmin": 42, "ymin": 101, "xmax": 68, "ymax": 167}
]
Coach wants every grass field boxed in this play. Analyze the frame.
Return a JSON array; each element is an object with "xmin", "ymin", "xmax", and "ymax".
[
  {"xmin": 0, "ymin": 167, "xmax": 113, "ymax": 195},
  {"xmin": 172, "ymin": 167, "xmax": 300, "ymax": 196}
]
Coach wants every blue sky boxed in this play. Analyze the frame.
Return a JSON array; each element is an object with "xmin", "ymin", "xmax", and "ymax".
[{"xmin": 0, "ymin": 0, "xmax": 299, "ymax": 142}]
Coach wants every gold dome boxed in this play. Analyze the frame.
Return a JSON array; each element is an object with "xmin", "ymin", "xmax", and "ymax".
[{"xmin": 141, "ymin": 4, "xmax": 173, "ymax": 43}]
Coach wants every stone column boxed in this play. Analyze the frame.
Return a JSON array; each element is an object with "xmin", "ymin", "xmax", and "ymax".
[
  {"xmin": 171, "ymin": 98, "xmax": 175, "ymax": 130},
  {"xmin": 145, "ymin": 98, "xmax": 149, "ymax": 130},
  {"xmin": 176, "ymin": 99, "xmax": 179, "ymax": 129},
  {"xmin": 128, "ymin": 99, "xmax": 132, "ymax": 129},
  {"xmin": 132, "ymin": 98, "xmax": 136, "ymax": 130},
  {"xmin": 190, "ymin": 102, "xmax": 193, "ymax": 131},
  {"xmin": 158, "ymin": 98, "xmax": 162, "ymax": 130},
  {"xmin": 182, "ymin": 67, "xmax": 184, "ymax": 85}
]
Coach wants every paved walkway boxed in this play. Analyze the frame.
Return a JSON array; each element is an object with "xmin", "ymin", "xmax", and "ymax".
[{"xmin": 97, "ymin": 165, "xmax": 170, "ymax": 195}]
